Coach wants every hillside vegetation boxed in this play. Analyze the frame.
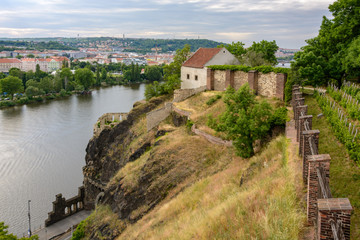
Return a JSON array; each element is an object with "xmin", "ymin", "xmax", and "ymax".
[{"xmin": 75, "ymin": 91, "xmax": 306, "ymax": 239}]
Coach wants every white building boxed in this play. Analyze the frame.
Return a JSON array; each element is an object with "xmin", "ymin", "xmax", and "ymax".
[{"xmin": 180, "ymin": 48, "xmax": 239, "ymax": 89}]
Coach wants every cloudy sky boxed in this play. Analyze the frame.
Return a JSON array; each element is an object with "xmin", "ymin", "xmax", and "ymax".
[{"xmin": 0, "ymin": 0, "xmax": 335, "ymax": 48}]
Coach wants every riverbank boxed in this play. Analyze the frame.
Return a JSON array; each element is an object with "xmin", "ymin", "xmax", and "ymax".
[
  {"xmin": 0, "ymin": 84, "xmax": 146, "ymax": 236},
  {"xmin": 0, "ymin": 82, "xmax": 147, "ymax": 109}
]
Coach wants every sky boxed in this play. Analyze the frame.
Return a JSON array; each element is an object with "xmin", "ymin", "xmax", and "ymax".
[{"xmin": 0, "ymin": 0, "xmax": 336, "ymax": 49}]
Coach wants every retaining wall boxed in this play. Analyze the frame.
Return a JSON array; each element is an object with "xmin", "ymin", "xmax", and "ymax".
[
  {"xmin": 206, "ymin": 69, "xmax": 286, "ymax": 100},
  {"xmin": 93, "ymin": 112, "xmax": 128, "ymax": 137},
  {"xmin": 45, "ymin": 186, "xmax": 85, "ymax": 227}
]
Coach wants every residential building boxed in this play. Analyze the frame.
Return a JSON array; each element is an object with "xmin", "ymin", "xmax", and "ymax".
[{"xmin": 0, "ymin": 58, "xmax": 22, "ymax": 73}]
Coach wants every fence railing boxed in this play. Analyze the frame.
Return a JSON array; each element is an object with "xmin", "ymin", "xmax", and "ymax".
[{"xmin": 292, "ymin": 85, "xmax": 352, "ymax": 240}]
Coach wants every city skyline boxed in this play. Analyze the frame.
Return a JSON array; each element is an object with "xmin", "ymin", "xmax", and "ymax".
[{"xmin": 1, "ymin": 0, "xmax": 335, "ymax": 49}]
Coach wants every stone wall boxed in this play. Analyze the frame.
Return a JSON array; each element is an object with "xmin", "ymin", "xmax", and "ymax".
[
  {"xmin": 234, "ymin": 70, "xmax": 248, "ymax": 90},
  {"xmin": 207, "ymin": 69, "xmax": 286, "ymax": 100},
  {"xmin": 173, "ymin": 86, "xmax": 206, "ymax": 103},
  {"xmin": 213, "ymin": 70, "xmax": 227, "ymax": 91},
  {"xmin": 258, "ymin": 72, "xmax": 277, "ymax": 97},
  {"xmin": 45, "ymin": 186, "xmax": 85, "ymax": 227},
  {"xmin": 146, "ymin": 102, "xmax": 173, "ymax": 131},
  {"xmin": 93, "ymin": 112, "xmax": 128, "ymax": 137}
]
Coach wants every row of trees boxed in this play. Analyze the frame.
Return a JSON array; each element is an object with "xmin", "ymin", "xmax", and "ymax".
[
  {"xmin": 218, "ymin": 40, "xmax": 279, "ymax": 67},
  {"xmin": 292, "ymin": 0, "xmax": 360, "ymax": 87},
  {"xmin": 0, "ymin": 62, "xmax": 165, "ymax": 101}
]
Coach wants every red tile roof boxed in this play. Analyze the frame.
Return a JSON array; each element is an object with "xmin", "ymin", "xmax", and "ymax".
[
  {"xmin": 0, "ymin": 58, "xmax": 21, "ymax": 63},
  {"xmin": 182, "ymin": 48, "xmax": 221, "ymax": 68}
]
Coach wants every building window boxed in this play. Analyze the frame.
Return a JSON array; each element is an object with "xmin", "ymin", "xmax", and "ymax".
[
  {"xmin": 195, "ymin": 75, "xmax": 198, "ymax": 80},
  {"xmin": 187, "ymin": 74, "xmax": 190, "ymax": 79}
]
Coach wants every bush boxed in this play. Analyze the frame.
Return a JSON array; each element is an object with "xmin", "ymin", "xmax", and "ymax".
[
  {"xmin": 0, "ymin": 100, "xmax": 15, "ymax": 107},
  {"xmin": 206, "ymin": 94, "xmax": 221, "ymax": 106},
  {"xmin": 207, "ymin": 65, "xmax": 290, "ymax": 74},
  {"xmin": 71, "ymin": 220, "xmax": 86, "ymax": 240},
  {"xmin": 16, "ymin": 97, "xmax": 29, "ymax": 105},
  {"xmin": 270, "ymin": 107, "xmax": 289, "ymax": 126},
  {"xmin": 59, "ymin": 89, "xmax": 67, "ymax": 97}
]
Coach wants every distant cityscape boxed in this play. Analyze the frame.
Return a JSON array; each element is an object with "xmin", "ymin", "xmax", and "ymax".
[{"xmin": 0, "ymin": 38, "xmax": 300, "ymax": 73}]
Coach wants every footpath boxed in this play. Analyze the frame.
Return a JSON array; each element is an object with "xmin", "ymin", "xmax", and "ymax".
[{"xmin": 32, "ymin": 210, "xmax": 91, "ymax": 240}]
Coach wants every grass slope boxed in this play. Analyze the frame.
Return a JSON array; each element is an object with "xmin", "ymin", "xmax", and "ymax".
[
  {"xmin": 305, "ymin": 94, "xmax": 360, "ymax": 239},
  {"xmin": 118, "ymin": 136, "xmax": 305, "ymax": 240}
]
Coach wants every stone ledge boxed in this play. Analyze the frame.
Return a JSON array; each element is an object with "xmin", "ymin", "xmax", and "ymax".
[{"xmin": 318, "ymin": 198, "xmax": 353, "ymax": 211}]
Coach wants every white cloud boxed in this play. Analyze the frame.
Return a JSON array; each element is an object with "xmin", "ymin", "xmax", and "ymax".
[{"xmin": 153, "ymin": 0, "xmax": 334, "ymax": 12}]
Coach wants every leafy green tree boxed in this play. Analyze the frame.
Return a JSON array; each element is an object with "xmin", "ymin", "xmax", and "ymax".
[
  {"xmin": 217, "ymin": 41, "xmax": 246, "ymax": 61},
  {"xmin": 39, "ymin": 77, "xmax": 53, "ymax": 93},
  {"xmin": 208, "ymin": 84, "xmax": 273, "ymax": 158},
  {"xmin": 26, "ymin": 79, "xmax": 40, "ymax": 89},
  {"xmin": 101, "ymin": 68, "xmax": 107, "ymax": 82},
  {"xmin": 243, "ymin": 50, "xmax": 271, "ymax": 67},
  {"xmin": 144, "ymin": 65, "xmax": 162, "ymax": 82},
  {"xmin": 248, "ymin": 40, "xmax": 278, "ymax": 66},
  {"xmin": 95, "ymin": 66, "xmax": 101, "ymax": 86},
  {"xmin": 292, "ymin": 0, "xmax": 360, "ymax": 86},
  {"xmin": 163, "ymin": 44, "xmax": 191, "ymax": 79},
  {"xmin": 144, "ymin": 81, "xmax": 164, "ymax": 100},
  {"xmin": 0, "ymin": 222, "xmax": 38, "ymax": 240},
  {"xmin": 60, "ymin": 68, "xmax": 72, "ymax": 89},
  {"xmin": 0, "ymin": 72, "xmax": 5, "ymax": 79},
  {"xmin": 25, "ymin": 86, "xmax": 44, "ymax": 98},
  {"xmin": 0, "ymin": 76, "xmax": 24, "ymax": 99},
  {"xmin": 9, "ymin": 68, "xmax": 24, "ymax": 79},
  {"xmin": 75, "ymin": 68, "xmax": 94, "ymax": 90},
  {"xmin": 26, "ymin": 54, "xmax": 35, "ymax": 58},
  {"xmin": 343, "ymin": 36, "xmax": 360, "ymax": 80}
]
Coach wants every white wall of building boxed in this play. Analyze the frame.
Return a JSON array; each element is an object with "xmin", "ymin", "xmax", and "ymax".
[{"xmin": 180, "ymin": 66, "xmax": 207, "ymax": 89}]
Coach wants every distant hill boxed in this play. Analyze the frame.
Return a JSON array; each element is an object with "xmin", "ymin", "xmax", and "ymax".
[
  {"xmin": 0, "ymin": 40, "xmax": 77, "ymax": 51},
  {"xmin": 0, "ymin": 37, "xmax": 225, "ymax": 53}
]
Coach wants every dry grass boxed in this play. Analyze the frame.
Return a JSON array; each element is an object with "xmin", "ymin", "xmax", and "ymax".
[
  {"xmin": 83, "ymin": 205, "xmax": 126, "ymax": 239},
  {"xmin": 117, "ymin": 136, "xmax": 306, "ymax": 240},
  {"xmin": 108, "ymin": 151, "xmax": 150, "ymax": 191}
]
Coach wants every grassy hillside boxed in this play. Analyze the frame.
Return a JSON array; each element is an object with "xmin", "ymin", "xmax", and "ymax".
[
  {"xmin": 118, "ymin": 136, "xmax": 305, "ymax": 239},
  {"xmin": 75, "ymin": 92, "xmax": 306, "ymax": 239}
]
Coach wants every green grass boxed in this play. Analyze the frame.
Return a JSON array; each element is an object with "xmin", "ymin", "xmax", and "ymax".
[{"xmin": 305, "ymin": 94, "xmax": 360, "ymax": 240}]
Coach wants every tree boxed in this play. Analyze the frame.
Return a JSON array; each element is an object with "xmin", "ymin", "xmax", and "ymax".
[
  {"xmin": 144, "ymin": 65, "xmax": 162, "ymax": 82},
  {"xmin": 95, "ymin": 66, "xmax": 101, "ymax": 86},
  {"xmin": 208, "ymin": 84, "xmax": 273, "ymax": 158},
  {"xmin": 39, "ymin": 77, "xmax": 53, "ymax": 93},
  {"xmin": 163, "ymin": 44, "xmax": 191, "ymax": 79},
  {"xmin": 248, "ymin": 40, "xmax": 278, "ymax": 66},
  {"xmin": 75, "ymin": 68, "xmax": 94, "ymax": 90},
  {"xmin": 292, "ymin": 0, "xmax": 360, "ymax": 86},
  {"xmin": 101, "ymin": 68, "xmax": 107, "ymax": 82},
  {"xmin": 0, "ymin": 222, "xmax": 38, "ymax": 240},
  {"xmin": 60, "ymin": 68, "xmax": 72, "ymax": 89},
  {"xmin": 343, "ymin": 36, "xmax": 360, "ymax": 80},
  {"xmin": 25, "ymin": 86, "xmax": 44, "ymax": 98},
  {"xmin": 243, "ymin": 50, "xmax": 271, "ymax": 67},
  {"xmin": 0, "ymin": 76, "xmax": 24, "ymax": 99},
  {"xmin": 217, "ymin": 41, "xmax": 247, "ymax": 61}
]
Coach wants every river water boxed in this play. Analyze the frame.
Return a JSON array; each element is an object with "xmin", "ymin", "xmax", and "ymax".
[{"xmin": 0, "ymin": 84, "xmax": 146, "ymax": 236}]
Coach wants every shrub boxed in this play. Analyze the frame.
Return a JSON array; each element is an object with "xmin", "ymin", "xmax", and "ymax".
[
  {"xmin": 16, "ymin": 97, "xmax": 29, "ymax": 105},
  {"xmin": 59, "ymin": 89, "xmax": 67, "ymax": 97},
  {"xmin": 206, "ymin": 94, "xmax": 221, "ymax": 106},
  {"xmin": 71, "ymin": 220, "xmax": 86, "ymax": 240}
]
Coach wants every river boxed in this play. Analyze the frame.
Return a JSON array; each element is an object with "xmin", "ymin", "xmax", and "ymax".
[{"xmin": 0, "ymin": 84, "xmax": 146, "ymax": 236}]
